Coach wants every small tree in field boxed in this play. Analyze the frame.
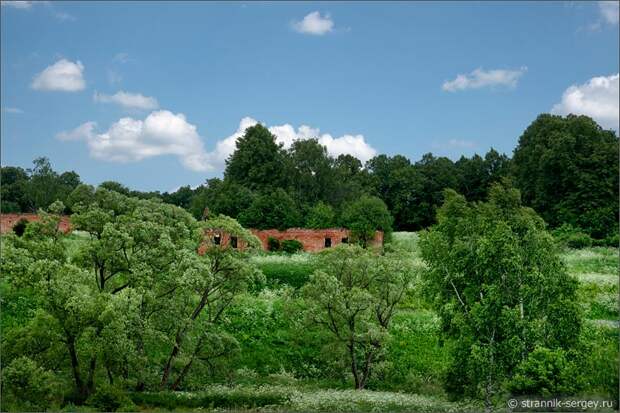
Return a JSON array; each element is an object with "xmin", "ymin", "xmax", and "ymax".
[
  {"xmin": 419, "ymin": 182, "xmax": 582, "ymax": 411},
  {"xmin": 341, "ymin": 196, "xmax": 393, "ymax": 247},
  {"xmin": 302, "ymin": 245, "xmax": 415, "ymax": 389}
]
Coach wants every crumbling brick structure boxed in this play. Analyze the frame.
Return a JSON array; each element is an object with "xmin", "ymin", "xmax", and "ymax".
[
  {"xmin": 252, "ymin": 228, "xmax": 383, "ymax": 252},
  {"xmin": 0, "ymin": 213, "xmax": 72, "ymax": 234},
  {"xmin": 201, "ymin": 227, "xmax": 384, "ymax": 253}
]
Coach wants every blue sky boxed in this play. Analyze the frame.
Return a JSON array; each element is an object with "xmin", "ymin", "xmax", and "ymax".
[{"xmin": 2, "ymin": 1, "xmax": 618, "ymax": 192}]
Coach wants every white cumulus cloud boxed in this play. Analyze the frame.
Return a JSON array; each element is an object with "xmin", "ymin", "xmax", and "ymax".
[
  {"xmin": 292, "ymin": 11, "xmax": 334, "ymax": 35},
  {"xmin": 551, "ymin": 73, "xmax": 619, "ymax": 132},
  {"xmin": 57, "ymin": 111, "xmax": 210, "ymax": 172},
  {"xmin": 31, "ymin": 59, "xmax": 85, "ymax": 92},
  {"xmin": 442, "ymin": 67, "xmax": 527, "ymax": 92},
  {"xmin": 599, "ymin": 1, "xmax": 619, "ymax": 25},
  {"xmin": 94, "ymin": 91, "xmax": 159, "ymax": 110},
  {"xmin": 55, "ymin": 121, "xmax": 97, "ymax": 141},
  {"xmin": 58, "ymin": 113, "xmax": 377, "ymax": 172},
  {"xmin": 209, "ymin": 117, "xmax": 376, "ymax": 167}
]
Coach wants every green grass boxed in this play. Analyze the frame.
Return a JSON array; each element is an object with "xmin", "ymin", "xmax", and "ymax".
[
  {"xmin": 390, "ymin": 232, "xmax": 420, "ymax": 254},
  {"xmin": 561, "ymin": 247, "xmax": 618, "ymax": 275},
  {"xmin": 62, "ymin": 230, "xmax": 90, "ymax": 258},
  {"xmin": 561, "ymin": 247, "xmax": 619, "ymax": 322},
  {"xmin": 129, "ymin": 385, "xmax": 479, "ymax": 413},
  {"xmin": 250, "ymin": 253, "xmax": 319, "ymax": 288}
]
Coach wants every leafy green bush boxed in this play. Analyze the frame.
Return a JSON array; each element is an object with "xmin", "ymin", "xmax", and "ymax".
[
  {"xmin": 281, "ymin": 239, "xmax": 303, "ymax": 254},
  {"xmin": 12, "ymin": 218, "xmax": 29, "ymax": 237},
  {"xmin": 507, "ymin": 347, "xmax": 583, "ymax": 397},
  {"xmin": 268, "ymin": 237, "xmax": 281, "ymax": 252},
  {"xmin": 86, "ymin": 385, "xmax": 134, "ymax": 412},
  {"xmin": 1, "ymin": 356, "xmax": 59, "ymax": 411},
  {"xmin": 603, "ymin": 232, "xmax": 619, "ymax": 247},
  {"xmin": 552, "ymin": 224, "xmax": 594, "ymax": 249},
  {"xmin": 566, "ymin": 233, "xmax": 594, "ymax": 249}
]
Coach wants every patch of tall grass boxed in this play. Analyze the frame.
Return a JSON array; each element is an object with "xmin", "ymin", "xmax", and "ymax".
[{"xmin": 250, "ymin": 253, "xmax": 318, "ymax": 288}]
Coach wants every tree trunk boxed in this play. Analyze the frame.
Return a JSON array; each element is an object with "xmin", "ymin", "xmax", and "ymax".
[
  {"xmin": 348, "ymin": 343, "xmax": 361, "ymax": 389},
  {"xmin": 170, "ymin": 358, "xmax": 194, "ymax": 390},
  {"xmin": 160, "ymin": 289, "xmax": 210, "ymax": 389},
  {"xmin": 66, "ymin": 335, "xmax": 89, "ymax": 402},
  {"xmin": 87, "ymin": 356, "xmax": 97, "ymax": 394},
  {"xmin": 160, "ymin": 329, "xmax": 183, "ymax": 389}
]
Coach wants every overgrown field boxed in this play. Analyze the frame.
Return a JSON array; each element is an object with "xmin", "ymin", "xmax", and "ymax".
[
  {"xmin": 2, "ymin": 230, "xmax": 617, "ymax": 412},
  {"xmin": 128, "ymin": 232, "xmax": 617, "ymax": 412}
]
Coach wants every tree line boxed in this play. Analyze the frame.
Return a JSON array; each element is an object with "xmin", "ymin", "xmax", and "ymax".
[{"xmin": 2, "ymin": 113, "xmax": 618, "ymax": 239}]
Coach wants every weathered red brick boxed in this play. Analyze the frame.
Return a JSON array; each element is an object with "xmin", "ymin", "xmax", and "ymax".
[
  {"xmin": 200, "ymin": 227, "xmax": 383, "ymax": 253},
  {"xmin": 0, "ymin": 213, "xmax": 72, "ymax": 234}
]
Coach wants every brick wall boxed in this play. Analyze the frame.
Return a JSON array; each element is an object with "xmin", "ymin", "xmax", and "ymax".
[
  {"xmin": 0, "ymin": 213, "xmax": 72, "ymax": 234},
  {"xmin": 199, "ymin": 227, "xmax": 384, "ymax": 253},
  {"xmin": 251, "ymin": 228, "xmax": 383, "ymax": 252}
]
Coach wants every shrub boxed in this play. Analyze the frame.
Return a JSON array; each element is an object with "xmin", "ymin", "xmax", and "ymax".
[
  {"xmin": 281, "ymin": 239, "xmax": 303, "ymax": 254},
  {"xmin": 507, "ymin": 347, "xmax": 583, "ymax": 397},
  {"xmin": 86, "ymin": 385, "xmax": 133, "ymax": 412},
  {"xmin": 12, "ymin": 218, "xmax": 29, "ymax": 237},
  {"xmin": 268, "ymin": 237, "xmax": 281, "ymax": 252},
  {"xmin": 603, "ymin": 232, "xmax": 619, "ymax": 247},
  {"xmin": 552, "ymin": 224, "xmax": 594, "ymax": 249},
  {"xmin": 1, "ymin": 356, "xmax": 59, "ymax": 410},
  {"xmin": 566, "ymin": 232, "xmax": 594, "ymax": 249}
]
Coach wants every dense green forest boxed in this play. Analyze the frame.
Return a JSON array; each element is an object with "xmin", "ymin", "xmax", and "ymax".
[
  {"xmin": 3, "ymin": 114, "xmax": 618, "ymax": 242},
  {"xmin": 1, "ymin": 113, "xmax": 618, "ymax": 412}
]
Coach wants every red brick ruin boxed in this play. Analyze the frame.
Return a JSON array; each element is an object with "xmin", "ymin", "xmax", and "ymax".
[
  {"xmin": 2, "ymin": 214, "xmax": 384, "ymax": 253},
  {"xmin": 0, "ymin": 213, "xmax": 72, "ymax": 234},
  {"xmin": 201, "ymin": 227, "xmax": 384, "ymax": 253}
]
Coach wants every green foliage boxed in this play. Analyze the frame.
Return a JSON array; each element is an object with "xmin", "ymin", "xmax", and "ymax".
[
  {"xmin": 419, "ymin": 183, "xmax": 583, "ymax": 406},
  {"xmin": 513, "ymin": 114, "xmax": 619, "ymax": 239},
  {"xmin": 281, "ymin": 239, "xmax": 304, "ymax": 254},
  {"xmin": 1, "ymin": 158, "xmax": 81, "ymax": 213},
  {"xmin": 198, "ymin": 178, "xmax": 255, "ymax": 219},
  {"xmin": 0, "ymin": 187, "xmax": 262, "ymax": 405},
  {"xmin": 86, "ymin": 385, "xmax": 134, "ymax": 412},
  {"xmin": 379, "ymin": 310, "xmax": 450, "ymax": 395},
  {"xmin": 305, "ymin": 202, "xmax": 336, "ymax": 229},
  {"xmin": 289, "ymin": 139, "xmax": 334, "ymax": 206},
  {"xmin": 225, "ymin": 124, "xmax": 290, "ymax": 191},
  {"xmin": 302, "ymin": 245, "xmax": 416, "ymax": 389},
  {"xmin": 1, "ymin": 166, "xmax": 30, "ymax": 212},
  {"xmin": 574, "ymin": 324, "xmax": 619, "ymax": 399},
  {"xmin": 98, "ymin": 180, "xmax": 131, "ymax": 195},
  {"xmin": 268, "ymin": 237, "xmax": 281, "ymax": 252},
  {"xmin": 507, "ymin": 347, "xmax": 582, "ymax": 397},
  {"xmin": 1, "ymin": 356, "xmax": 60, "ymax": 411},
  {"xmin": 66, "ymin": 184, "xmax": 95, "ymax": 211},
  {"xmin": 341, "ymin": 195, "xmax": 392, "ymax": 246},
  {"xmin": 239, "ymin": 188, "xmax": 302, "ymax": 230}
]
